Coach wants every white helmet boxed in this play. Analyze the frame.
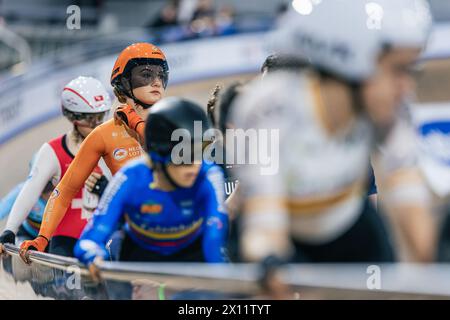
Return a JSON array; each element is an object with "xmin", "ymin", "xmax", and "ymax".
[
  {"xmin": 62, "ymin": 76, "xmax": 111, "ymax": 114},
  {"xmin": 268, "ymin": 0, "xmax": 432, "ymax": 82},
  {"xmin": 379, "ymin": 0, "xmax": 432, "ymax": 49}
]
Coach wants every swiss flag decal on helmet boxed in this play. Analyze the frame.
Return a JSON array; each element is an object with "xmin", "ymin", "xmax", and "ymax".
[{"xmin": 94, "ymin": 95, "xmax": 104, "ymax": 102}]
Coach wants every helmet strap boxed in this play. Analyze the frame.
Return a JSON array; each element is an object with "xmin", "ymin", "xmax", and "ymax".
[
  {"xmin": 349, "ymin": 82, "xmax": 364, "ymax": 114},
  {"xmin": 125, "ymin": 78, "xmax": 154, "ymax": 110},
  {"xmin": 131, "ymin": 94, "xmax": 154, "ymax": 110}
]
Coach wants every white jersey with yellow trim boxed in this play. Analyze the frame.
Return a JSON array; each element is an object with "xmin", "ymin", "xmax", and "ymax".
[{"xmin": 232, "ymin": 71, "xmax": 425, "ymax": 245}]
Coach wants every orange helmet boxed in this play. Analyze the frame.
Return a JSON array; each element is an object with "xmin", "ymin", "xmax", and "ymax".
[{"xmin": 111, "ymin": 43, "xmax": 169, "ymax": 107}]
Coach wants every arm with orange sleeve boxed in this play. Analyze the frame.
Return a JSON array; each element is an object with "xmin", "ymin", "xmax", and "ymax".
[{"xmin": 19, "ymin": 129, "xmax": 106, "ymax": 256}]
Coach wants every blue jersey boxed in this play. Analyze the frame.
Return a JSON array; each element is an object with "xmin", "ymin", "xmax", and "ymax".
[
  {"xmin": 0, "ymin": 182, "xmax": 46, "ymax": 237},
  {"xmin": 75, "ymin": 158, "xmax": 229, "ymax": 264}
]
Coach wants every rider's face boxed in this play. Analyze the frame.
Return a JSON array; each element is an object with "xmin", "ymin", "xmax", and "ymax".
[
  {"xmin": 130, "ymin": 65, "xmax": 166, "ymax": 106},
  {"xmin": 362, "ymin": 47, "xmax": 421, "ymax": 130},
  {"xmin": 165, "ymin": 163, "xmax": 202, "ymax": 188},
  {"xmin": 72, "ymin": 112, "xmax": 107, "ymax": 137}
]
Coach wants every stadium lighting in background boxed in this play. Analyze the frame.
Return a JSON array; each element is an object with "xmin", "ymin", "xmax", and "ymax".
[
  {"xmin": 292, "ymin": 0, "xmax": 323, "ymax": 16},
  {"xmin": 292, "ymin": 0, "xmax": 313, "ymax": 15},
  {"xmin": 365, "ymin": 2, "xmax": 384, "ymax": 30}
]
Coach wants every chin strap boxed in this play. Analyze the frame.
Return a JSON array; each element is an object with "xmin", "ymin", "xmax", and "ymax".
[
  {"xmin": 124, "ymin": 78, "xmax": 155, "ymax": 110},
  {"xmin": 349, "ymin": 81, "xmax": 364, "ymax": 114},
  {"xmin": 131, "ymin": 94, "xmax": 154, "ymax": 110},
  {"xmin": 161, "ymin": 163, "xmax": 183, "ymax": 189}
]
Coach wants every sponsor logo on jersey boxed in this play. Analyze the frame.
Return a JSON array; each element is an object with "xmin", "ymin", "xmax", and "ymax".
[
  {"xmin": 182, "ymin": 209, "xmax": 193, "ymax": 216},
  {"xmin": 141, "ymin": 201, "xmax": 163, "ymax": 214},
  {"xmin": 180, "ymin": 200, "xmax": 193, "ymax": 207},
  {"xmin": 126, "ymin": 216, "xmax": 203, "ymax": 240},
  {"xmin": 127, "ymin": 146, "xmax": 143, "ymax": 158},
  {"xmin": 113, "ymin": 148, "xmax": 128, "ymax": 161},
  {"xmin": 180, "ymin": 200, "xmax": 193, "ymax": 216}
]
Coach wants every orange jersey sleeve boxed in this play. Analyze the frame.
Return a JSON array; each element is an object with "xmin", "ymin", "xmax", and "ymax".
[{"xmin": 39, "ymin": 128, "xmax": 106, "ymax": 240}]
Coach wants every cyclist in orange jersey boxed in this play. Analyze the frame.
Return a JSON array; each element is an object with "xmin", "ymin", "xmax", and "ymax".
[{"xmin": 19, "ymin": 43, "xmax": 170, "ymax": 259}]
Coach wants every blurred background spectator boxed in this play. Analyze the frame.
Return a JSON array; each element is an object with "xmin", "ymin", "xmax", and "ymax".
[
  {"xmin": 148, "ymin": 0, "xmax": 180, "ymax": 29},
  {"xmin": 177, "ymin": 0, "xmax": 198, "ymax": 24},
  {"xmin": 191, "ymin": 0, "xmax": 215, "ymax": 21},
  {"xmin": 214, "ymin": 5, "xmax": 236, "ymax": 35}
]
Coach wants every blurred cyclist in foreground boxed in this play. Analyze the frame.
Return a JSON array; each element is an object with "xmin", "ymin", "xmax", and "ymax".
[{"xmin": 233, "ymin": 0, "xmax": 436, "ymax": 269}]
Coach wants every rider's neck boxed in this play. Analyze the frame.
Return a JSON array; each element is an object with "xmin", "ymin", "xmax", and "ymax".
[{"xmin": 66, "ymin": 129, "xmax": 83, "ymax": 155}]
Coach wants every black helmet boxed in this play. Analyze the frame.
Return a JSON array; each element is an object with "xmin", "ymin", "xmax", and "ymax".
[{"xmin": 145, "ymin": 97, "xmax": 212, "ymax": 164}]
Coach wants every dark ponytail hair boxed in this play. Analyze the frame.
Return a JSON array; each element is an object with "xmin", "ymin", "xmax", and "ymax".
[
  {"xmin": 207, "ymin": 82, "xmax": 243, "ymax": 134},
  {"xmin": 207, "ymin": 84, "xmax": 221, "ymax": 128}
]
